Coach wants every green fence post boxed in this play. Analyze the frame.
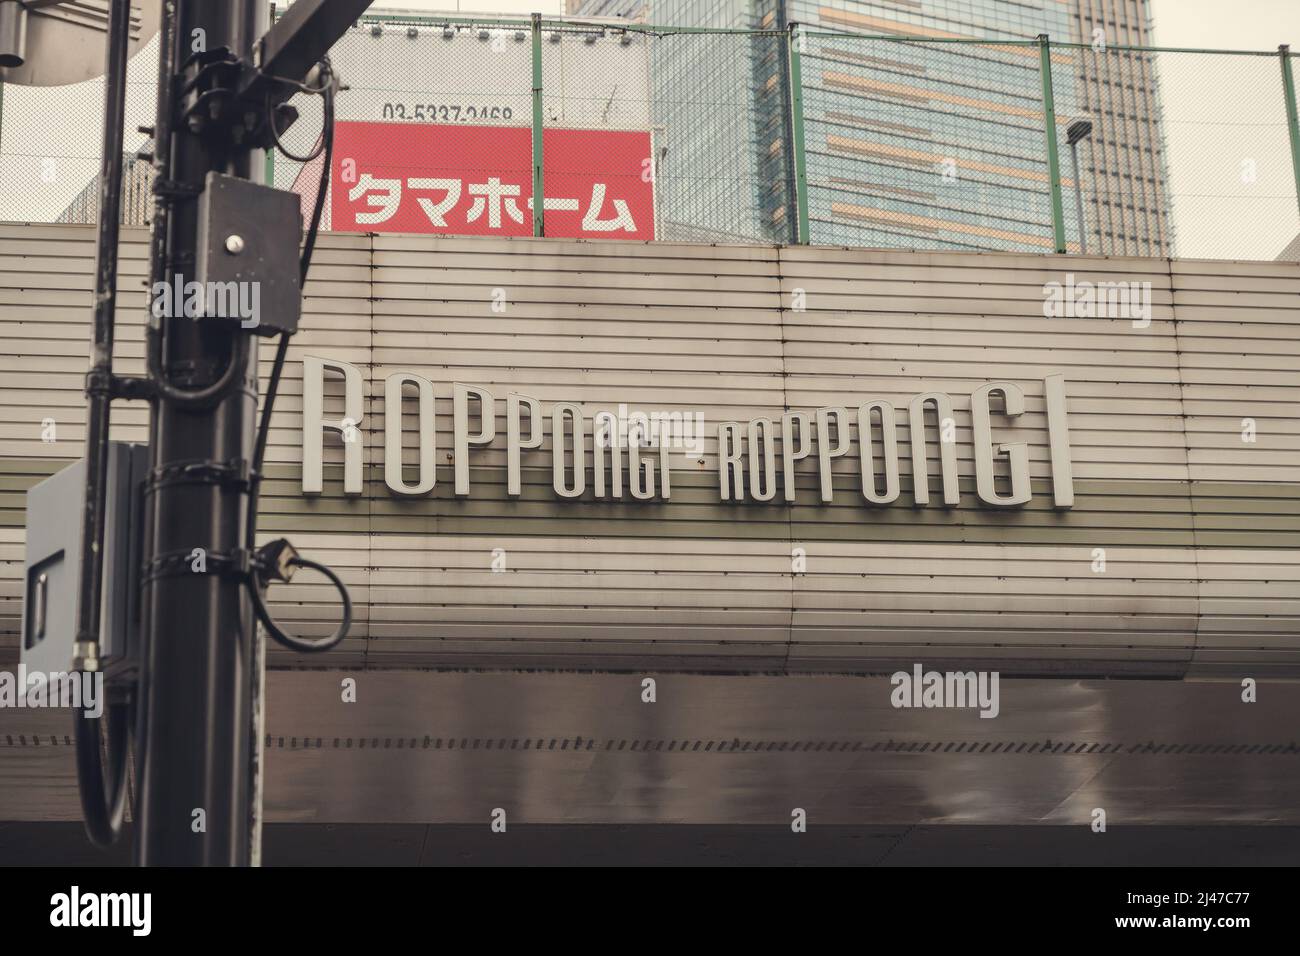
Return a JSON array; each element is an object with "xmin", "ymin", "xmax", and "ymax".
[
  {"xmin": 1037, "ymin": 34, "xmax": 1067, "ymax": 254},
  {"xmin": 531, "ymin": 12, "xmax": 544, "ymax": 237},
  {"xmin": 787, "ymin": 22, "xmax": 810, "ymax": 244},
  {"xmin": 1280, "ymin": 45, "xmax": 1300, "ymax": 217}
]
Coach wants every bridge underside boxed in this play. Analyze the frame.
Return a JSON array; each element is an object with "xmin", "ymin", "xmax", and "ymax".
[{"xmin": 1, "ymin": 671, "xmax": 1295, "ymax": 863}]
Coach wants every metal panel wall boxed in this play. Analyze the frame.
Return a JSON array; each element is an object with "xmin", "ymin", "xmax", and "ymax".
[{"xmin": 1, "ymin": 224, "xmax": 1297, "ymax": 675}]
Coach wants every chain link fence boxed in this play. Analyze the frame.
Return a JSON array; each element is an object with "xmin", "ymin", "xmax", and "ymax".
[
  {"xmin": 799, "ymin": 34, "xmax": 1060, "ymax": 254},
  {"xmin": 1, "ymin": 14, "xmax": 1297, "ymax": 262},
  {"xmin": 1049, "ymin": 43, "xmax": 1300, "ymax": 261},
  {"xmin": 574, "ymin": 22, "xmax": 794, "ymax": 244},
  {"xmin": 0, "ymin": 34, "xmax": 158, "ymax": 226},
  {"xmin": 1047, "ymin": 41, "xmax": 1172, "ymax": 258}
]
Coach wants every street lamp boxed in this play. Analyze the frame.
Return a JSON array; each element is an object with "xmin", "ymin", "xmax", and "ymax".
[{"xmin": 1066, "ymin": 117, "xmax": 1093, "ymax": 254}]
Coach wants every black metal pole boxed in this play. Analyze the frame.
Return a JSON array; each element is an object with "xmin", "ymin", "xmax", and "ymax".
[
  {"xmin": 135, "ymin": 0, "xmax": 265, "ymax": 867},
  {"xmin": 1070, "ymin": 141, "xmax": 1087, "ymax": 255},
  {"xmin": 73, "ymin": 0, "xmax": 132, "ymax": 848}
]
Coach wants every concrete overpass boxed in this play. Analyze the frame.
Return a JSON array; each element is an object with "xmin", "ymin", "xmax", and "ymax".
[{"xmin": 1, "ymin": 227, "xmax": 1297, "ymax": 862}]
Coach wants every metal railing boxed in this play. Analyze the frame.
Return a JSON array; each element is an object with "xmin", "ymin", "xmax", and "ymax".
[{"xmin": 1, "ymin": 13, "xmax": 1297, "ymax": 261}]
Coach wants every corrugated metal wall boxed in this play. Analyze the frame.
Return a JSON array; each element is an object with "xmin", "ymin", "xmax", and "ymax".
[{"xmin": 2, "ymin": 224, "xmax": 1298, "ymax": 676}]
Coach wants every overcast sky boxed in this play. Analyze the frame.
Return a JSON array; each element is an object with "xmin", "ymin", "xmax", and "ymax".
[
  {"xmin": 1150, "ymin": 0, "xmax": 1298, "ymax": 47},
  {"xmin": 1147, "ymin": 0, "xmax": 1300, "ymax": 257}
]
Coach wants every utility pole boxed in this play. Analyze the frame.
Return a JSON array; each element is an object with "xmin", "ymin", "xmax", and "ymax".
[
  {"xmin": 128, "ymin": 0, "xmax": 373, "ymax": 867},
  {"xmin": 42, "ymin": 0, "xmax": 370, "ymax": 865},
  {"xmin": 135, "ymin": 0, "xmax": 266, "ymax": 867}
]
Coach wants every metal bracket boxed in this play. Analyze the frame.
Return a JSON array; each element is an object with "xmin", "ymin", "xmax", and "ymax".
[
  {"xmin": 153, "ymin": 177, "xmax": 203, "ymax": 200},
  {"xmin": 85, "ymin": 369, "xmax": 155, "ymax": 401},
  {"xmin": 111, "ymin": 375, "xmax": 155, "ymax": 400},
  {"xmin": 178, "ymin": 45, "xmax": 300, "ymax": 149},
  {"xmin": 84, "ymin": 368, "xmax": 116, "ymax": 399},
  {"xmin": 144, "ymin": 457, "xmax": 256, "ymax": 496},
  {"xmin": 178, "ymin": 47, "xmax": 248, "ymax": 140},
  {"xmin": 163, "ymin": 355, "xmax": 239, "ymax": 387},
  {"xmin": 141, "ymin": 539, "xmax": 304, "ymax": 588},
  {"xmin": 142, "ymin": 547, "xmax": 252, "ymax": 585}
]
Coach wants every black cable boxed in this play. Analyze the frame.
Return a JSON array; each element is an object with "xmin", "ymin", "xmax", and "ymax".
[
  {"xmin": 148, "ymin": 328, "xmax": 250, "ymax": 409},
  {"xmin": 244, "ymin": 58, "xmax": 349, "ymax": 654},
  {"xmin": 75, "ymin": 700, "xmax": 131, "ymax": 849},
  {"xmin": 247, "ymin": 58, "xmax": 333, "ymax": 549},
  {"xmin": 295, "ymin": 63, "xmax": 334, "ymax": 290},
  {"xmin": 266, "ymin": 61, "xmax": 334, "ymax": 163},
  {"xmin": 249, "ymin": 556, "xmax": 352, "ymax": 653},
  {"xmin": 268, "ymin": 102, "xmax": 327, "ymax": 163}
]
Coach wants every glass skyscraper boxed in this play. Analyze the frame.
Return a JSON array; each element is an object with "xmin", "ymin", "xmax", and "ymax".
[{"xmin": 570, "ymin": 0, "xmax": 1171, "ymax": 255}]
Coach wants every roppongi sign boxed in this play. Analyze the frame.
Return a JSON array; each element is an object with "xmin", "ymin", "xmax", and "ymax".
[
  {"xmin": 330, "ymin": 121, "xmax": 656, "ymax": 239},
  {"xmin": 302, "ymin": 359, "xmax": 1076, "ymax": 509}
]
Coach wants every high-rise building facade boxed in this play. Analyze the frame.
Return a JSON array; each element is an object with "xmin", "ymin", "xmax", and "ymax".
[
  {"xmin": 1066, "ymin": 0, "xmax": 1172, "ymax": 255},
  {"xmin": 572, "ymin": 0, "xmax": 1172, "ymax": 255}
]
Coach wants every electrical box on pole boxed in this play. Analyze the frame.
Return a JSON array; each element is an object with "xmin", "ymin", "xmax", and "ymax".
[
  {"xmin": 195, "ymin": 172, "xmax": 303, "ymax": 337},
  {"xmin": 22, "ymin": 443, "xmax": 149, "ymax": 681}
]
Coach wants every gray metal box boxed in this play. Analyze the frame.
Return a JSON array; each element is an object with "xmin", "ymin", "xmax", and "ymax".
[
  {"xmin": 195, "ymin": 171, "xmax": 303, "ymax": 337},
  {"xmin": 21, "ymin": 443, "xmax": 149, "ymax": 677}
]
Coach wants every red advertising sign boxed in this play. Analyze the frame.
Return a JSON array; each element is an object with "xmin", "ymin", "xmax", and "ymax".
[{"xmin": 328, "ymin": 121, "xmax": 655, "ymax": 240}]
